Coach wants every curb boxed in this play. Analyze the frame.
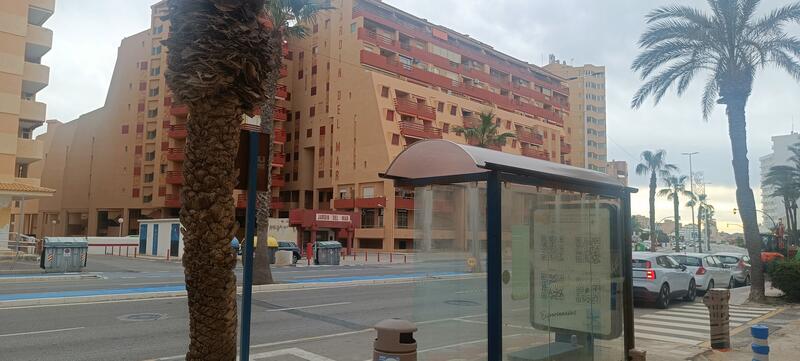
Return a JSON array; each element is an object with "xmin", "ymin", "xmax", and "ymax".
[
  {"xmin": 0, "ymin": 273, "xmax": 483, "ymax": 308},
  {"xmin": 0, "ymin": 273, "xmax": 103, "ymax": 283}
]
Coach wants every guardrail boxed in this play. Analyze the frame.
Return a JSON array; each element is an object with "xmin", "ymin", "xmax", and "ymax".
[
  {"xmin": 341, "ymin": 250, "xmax": 411, "ymax": 264},
  {"xmin": 89, "ymin": 243, "xmax": 139, "ymax": 258}
]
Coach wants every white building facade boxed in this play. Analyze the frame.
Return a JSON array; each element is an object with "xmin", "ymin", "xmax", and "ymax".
[{"xmin": 759, "ymin": 133, "xmax": 800, "ymax": 227}]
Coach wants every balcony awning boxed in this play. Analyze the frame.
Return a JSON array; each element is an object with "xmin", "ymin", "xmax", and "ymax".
[
  {"xmin": 380, "ymin": 140, "xmax": 636, "ymax": 195},
  {"xmin": 0, "ymin": 181, "xmax": 55, "ymax": 199}
]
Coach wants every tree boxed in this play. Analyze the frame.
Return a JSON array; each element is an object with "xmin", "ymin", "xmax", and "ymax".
[
  {"xmin": 694, "ymin": 193, "xmax": 713, "ymax": 252},
  {"xmin": 659, "ymin": 175, "xmax": 694, "ymax": 252},
  {"xmin": 453, "ymin": 111, "xmax": 515, "ymax": 148},
  {"xmin": 163, "ymin": 0, "xmax": 272, "ymax": 358},
  {"xmin": 703, "ymin": 204, "xmax": 716, "ymax": 250},
  {"xmin": 635, "ymin": 150, "xmax": 678, "ymax": 251},
  {"xmin": 253, "ymin": 0, "xmax": 332, "ymax": 285},
  {"xmin": 631, "ymin": 0, "xmax": 800, "ymax": 301}
]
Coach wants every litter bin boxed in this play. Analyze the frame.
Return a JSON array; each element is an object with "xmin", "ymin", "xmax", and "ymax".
[
  {"xmin": 40, "ymin": 237, "xmax": 89, "ymax": 273},
  {"xmin": 314, "ymin": 241, "xmax": 342, "ymax": 265}
]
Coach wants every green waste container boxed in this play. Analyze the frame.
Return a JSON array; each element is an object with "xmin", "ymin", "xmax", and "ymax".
[
  {"xmin": 40, "ymin": 237, "xmax": 89, "ymax": 273},
  {"xmin": 314, "ymin": 241, "xmax": 342, "ymax": 265}
]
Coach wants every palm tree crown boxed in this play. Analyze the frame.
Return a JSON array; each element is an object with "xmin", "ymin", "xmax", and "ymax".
[
  {"xmin": 636, "ymin": 149, "xmax": 678, "ymax": 251},
  {"xmin": 453, "ymin": 111, "xmax": 515, "ymax": 148},
  {"xmin": 631, "ymin": 0, "xmax": 800, "ymax": 118},
  {"xmin": 660, "ymin": 175, "xmax": 695, "ymax": 202}
]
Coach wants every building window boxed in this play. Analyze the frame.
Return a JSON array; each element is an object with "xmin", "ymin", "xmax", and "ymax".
[
  {"xmin": 145, "ymin": 151, "xmax": 156, "ymax": 161},
  {"xmin": 138, "ymin": 103, "xmax": 145, "ymax": 112},
  {"xmin": 135, "ymin": 146, "xmax": 143, "ymax": 155},
  {"xmin": 139, "ymin": 82, "xmax": 147, "ymax": 91},
  {"xmin": 311, "ymin": 86, "xmax": 317, "ymax": 96},
  {"xmin": 136, "ymin": 124, "xmax": 144, "ymax": 133},
  {"xmin": 437, "ymin": 102, "xmax": 444, "ymax": 112},
  {"xmin": 132, "ymin": 188, "xmax": 140, "ymax": 198},
  {"xmin": 287, "ymin": 133, "xmax": 292, "ymax": 142},
  {"xmin": 319, "ymin": 148, "xmax": 325, "ymax": 156},
  {"xmin": 159, "ymin": 186, "xmax": 167, "ymax": 196},
  {"xmin": 306, "ymin": 129, "xmax": 312, "ymax": 138},
  {"xmin": 294, "ymin": 151, "xmax": 299, "ymax": 160},
  {"xmin": 309, "ymin": 106, "xmax": 315, "ymax": 117},
  {"xmin": 151, "ymin": 46, "xmax": 161, "ymax": 55},
  {"xmin": 143, "ymin": 194, "xmax": 153, "ymax": 203},
  {"xmin": 351, "ymin": 23, "xmax": 357, "ymax": 33},
  {"xmin": 293, "ymin": 171, "xmax": 298, "ymax": 181},
  {"xmin": 164, "ymin": 96, "xmax": 171, "ymax": 106},
  {"xmin": 148, "ymin": 108, "xmax": 158, "ymax": 118},
  {"xmin": 298, "ymin": 70, "xmax": 303, "ymax": 79},
  {"xmin": 386, "ymin": 109, "xmax": 395, "ymax": 121},
  {"xmin": 294, "ymin": 111, "xmax": 301, "ymax": 121},
  {"xmin": 150, "ymin": 67, "xmax": 160, "ymax": 76},
  {"xmin": 506, "ymin": 120, "xmax": 511, "ymax": 129},
  {"xmin": 149, "ymin": 87, "xmax": 159, "ymax": 97},
  {"xmin": 442, "ymin": 123, "xmax": 449, "ymax": 133},
  {"xmin": 325, "ymin": 82, "xmax": 330, "ymax": 92},
  {"xmin": 312, "ymin": 65, "xmax": 317, "ymax": 74},
  {"xmin": 380, "ymin": 86, "xmax": 389, "ymax": 97},
  {"xmin": 160, "ymin": 164, "xmax": 167, "ymax": 174},
  {"xmin": 286, "ymin": 153, "xmax": 292, "ymax": 162},
  {"xmin": 397, "ymin": 209, "xmax": 409, "ymax": 228},
  {"xmin": 153, "ymin": 25, "xmax": 163, "ymax": 35},
  {"xmin": 140, "ymin": 62, "xmax": 148, "ymax": 70},
  {"xmin": 146, "ymin": 130, "xmax": 157, "ymax": 139},
  {"xmin": 144, "ymin": 173, "xmax": 154, "ymax": 182},
  {"xmin": 121, "ymin": 125, "xmax": 129, "ymax": 134},
  {"xmin": 450, "ymin": 105, "xmax": 457, "ymax": 116},
  {"xmin": 391, "ymin": 134, "xmax": 400, "ymax": 145}
]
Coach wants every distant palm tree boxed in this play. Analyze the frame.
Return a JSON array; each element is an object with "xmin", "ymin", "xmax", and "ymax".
[
  {"xmin": 635, "ymin": 150, "xmax": 678, "ymax": 251},
  {"xmin": 631, "ymin": 0, "xmax": 800, "ymax": 301},
  {"xmin": 253, "ymin": 0, "xmax": 332, "ymax": 285},
  {"xmin": 164, "ymin": 0, "xmax": 272, "ymax": 358},
  {"xmin": 697, "ymin": 195, "xmax": 715, "ymax": 251},
  {"xmin": 453, "ymin": 111, "xmax": 515, "ymax": 148},
  {"xmin": 703, "ymin": 206, "xmax": 716, "ymax": 250},
  {"xmin": 659, "ymin": 175, "xmax": 694, "ymax": 252}
]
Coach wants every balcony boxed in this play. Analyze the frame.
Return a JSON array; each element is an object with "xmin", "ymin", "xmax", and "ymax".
[
  {"xmin": 16, "ymin": 138, "xmax": 44, "ymax": 163},
  {"xmin": 516, "ymin": 129, "xmax": 544, "ymax": 145},
  {"xmin": 22, "ymin": 62, "xmax": 49, "ymax": 94},
  {"xmin": 272, "ymin": 128, "xmax": 286, "ymax": 144},
  {"xmin": 394, "ymin": 98, "xmax": 436, "ymax": 121},
  {"xmin": 522, "ymin": 147, "xmax": 549, "ymax": 161},
  {"xmin": 19, "ymin": 99, "xmax": 46, "ymax": 122},
  {"xmin": 167, "ymin": 148, "xmax": 185, "ymax": 161},
  {"xmin": 273, "ymin": 106, "xmax": 288, "ymax": 121},
  {"xmin": 399, "ymin": 121, "xmax": 442, "ymax": 140},
  {"xmin": 560, "ymin": 142, "xmax": 572, "ymax": 154},
  {"xmin": 166, "ymin": 171, "xmax": 184, "ymax": 184},
  {"xmin": 25, "ymin": 24, "xmax": 52, "ymax": 61},
  {"xmin": 333, "ymin": 197, "xmax": 388, "ymax": 209},
  {"xmin": 28, "ymin": 1, "xmax": 55, "ymax": 26},
  {"xmin": 271, "ymin": 177, "xmax": 285, "ymax": 188},
  {"xmin": 165, "ymin": 194, "xmax": 181, "ymax": 208},
  {"xmin": 237, "ymin": 194, "xmax": 284, "ymax": 209},
  {"xmin": 395, "ymin": 196, "xmax": 415, "ymax": 210},
  {"xmin": 333, "ymin": 198, "xmax": 355, "ymax": 209},
  {"xmin": 271, "ymin": 153, "xmax": 286, "ymax": 167},
  {"xmin": 276, "ymin": 84, "xmax": 288, "ymax": 100},
  {"xmin": 168, "ymin": 124, "xmax": 187, "ymax": 139},
  {"xmin": 170, "ymin": 104, "xmax": 189, "ymax": 117}
]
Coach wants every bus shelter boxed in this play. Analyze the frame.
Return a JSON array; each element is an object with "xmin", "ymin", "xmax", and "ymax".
[{"xmin": 381, "ymin": 140, "xmax": 637, "ymax": 361}]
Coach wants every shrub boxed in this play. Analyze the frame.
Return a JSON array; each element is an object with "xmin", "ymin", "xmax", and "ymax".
[{"xmin": 767, "ymin": 259, "xmax": 800, "ymax": 301}]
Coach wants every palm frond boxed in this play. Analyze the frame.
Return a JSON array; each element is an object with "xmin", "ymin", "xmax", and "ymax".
[
  {"xmin": 701, "ymin": 74, "xmax": 720, "ymax": 120},
  {"xmin": 635, "ymin": 163, "xmax": 650, "ymax": 176},
  {"xmin": 646, "ymin": 5, "xmax": 713, "ymax": 27}
]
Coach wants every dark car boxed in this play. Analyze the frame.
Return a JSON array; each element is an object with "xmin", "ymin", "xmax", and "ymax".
[{"xmin": 277, "ymin": 241, "xmax": 301, "ymax": 264}]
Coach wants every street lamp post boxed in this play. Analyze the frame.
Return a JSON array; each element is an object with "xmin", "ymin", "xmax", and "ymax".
[
  {"xmin": 682, "ymin": 152, "xmax": 699, "ymax": 252},
  {"xmin": 117, "ymin": 217, "xmax": 125, "ymax": 237}
]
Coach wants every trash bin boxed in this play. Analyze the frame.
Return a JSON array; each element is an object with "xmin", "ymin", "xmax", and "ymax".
[
  {"xmin": 40, "ymin": 237, "xmax": 89, "ymax": 273},
  {"xmin": 314, "ymin": 241, "xmax": 342, "ymax": 265}
]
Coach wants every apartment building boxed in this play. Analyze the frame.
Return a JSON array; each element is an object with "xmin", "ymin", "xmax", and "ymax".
[
  {"xmin": 27, "ymin": 0, "xmax": 594, "ymax": 253},
  {"xmin": 544, "ymin": 57, "xmax": 607, "ymax": 172},
  {"xmin": 759, "ymin": 132, "xmax": 800, "ymax": 228},
  {"xmin": 1, "ymin": 0, "xmax": 55, "ymax": 241}
]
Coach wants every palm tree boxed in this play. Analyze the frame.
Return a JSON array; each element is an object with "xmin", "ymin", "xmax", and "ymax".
[
  {"xmin": 253, "ymin": 0, "xmax": 332, "ymax": 285},
  {"xmin": 164, "ymin": 0, "xmax": 272, "ymax": 358},
  {"xmin": 693, "ymin": 193, "xmax": 712, "ymax": 252},
  {"xmin": 686, "ymin": 194, "xmax": 701, "ymax": 252},
  {"xmin": 631, "ymin": 0, "xmax": 800, "ymax": 301},
  {"xmin": 659, "ymin": 175, "xmax": 694, "ymax": 252},
  {"xmin": 453, "ymin": 111, "xmax": 515, "ymax": 148},
  {"xmin": 698, "ymin": 196, "xmax": 715, "ymax": 251},
  {"xmin": 704, "ymin": 206, "xmax": 716, "ymax": 250},
  {"xmin": 635, "ymin": 150, "xmax": 678, "ymax": 252}
]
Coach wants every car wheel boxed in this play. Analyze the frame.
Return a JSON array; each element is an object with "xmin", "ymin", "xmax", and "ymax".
[
  {"xmin": 707, "ymin": 279, "xmax": 715, "ymax": 291},
  {"xmin": 292, "ymin": 254, "xmax": 299, "ymax": 264},
  {"xmin": 656, "ymin": 284, "xmax": 670, "ymax": 309},
  {"xmin": 683, "ymin": 279, "xmax": 696, "ymax": 302},
  {"xmin": 728, "ymin": 277, "xmax": 735, "ymax": 289}
]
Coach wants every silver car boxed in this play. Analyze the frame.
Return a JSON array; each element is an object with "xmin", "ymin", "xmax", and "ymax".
[{"xmin": 715, "ymin": 252, "xmax": 751, "ymax": 286}]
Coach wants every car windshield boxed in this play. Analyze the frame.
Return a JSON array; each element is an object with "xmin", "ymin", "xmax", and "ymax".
[
  {"xmin": 716, "ymin": 255, "xmax": 740, "ymax": 264},
  {"xmin": 672, "ymin": 255, "xmax": 702, "ymax": 267},
  {"xmin": 632, "ymin": 259, "xmax": 650, "ymax": 269}
]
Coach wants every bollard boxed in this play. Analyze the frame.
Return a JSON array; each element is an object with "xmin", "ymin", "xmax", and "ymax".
[
  {"xmin": 703, "ymin": 288, "xmax": 731, "ymax": 350},
  {"xmin": 751, "ymin": 325, "xmax": 769, "ymax": 361},
  {"xmin": 378, "ymin": 252, "xmax": 381, "ymax": 263},
  {"xmin": 390, "ymin": 253, "xmax": 393, "ymax": 263},
  {"xmin": 404, "ymin": 255, "xmax": 407, "ymax": 263},
  {"xmin": 373, "ymin": 319, "xmax": 417, "ymax": 361},
  {"xmin": 629, "ymin": 348, "xmax": 647, "ymax": 361}
]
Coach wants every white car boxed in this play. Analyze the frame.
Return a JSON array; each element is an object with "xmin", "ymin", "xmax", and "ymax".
[
  {"xmin": 671, "ymin": 253, "xmax": 735, "ymax": 292},
  {"xmin": 715, "ymin": 252, "xmax": 752, "ymax": 286},
  {"xmin": 632, "ymin": 252, "xmax": 696, "ymax": 309}
]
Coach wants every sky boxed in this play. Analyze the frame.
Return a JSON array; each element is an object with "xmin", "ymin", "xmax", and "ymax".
[{"xmin": 36, "ymin": 0, "xmax": 800, "ymax": 233}]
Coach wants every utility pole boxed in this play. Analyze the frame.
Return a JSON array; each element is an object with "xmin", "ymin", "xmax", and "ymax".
[{"xmin": 683, "ymin": 152, "xmax": 699, "ymax": 252}]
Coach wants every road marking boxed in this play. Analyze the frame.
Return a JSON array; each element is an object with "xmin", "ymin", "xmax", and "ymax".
[
  {"xmin": 265, "ymin": 302, "xmax": 351, "ymax": 312},
  {"xmin": 0, "ymin": 296, "xmax": 186, "ymax": 310},
  {"xmin": 250, "ymin": 348, "xmax": 335, "ymax": 361},
  {"xmin": 652, "ymin": 310, "xmax": 751, "ymax": 322},
  {"xmin": 634, "ymin": 324, "xmax": 708, "ymax": 338},
  {"xmin": 675, "ymin": 306, "xmax": 767, "ymax": 317},
  {"xmin": 635, "ymin": 332, "xmax": 702, "ymax": 345},
  {"xmin": 119, "ymin": 282, "xmax": 183, "ymax": 286},
  {"xmin": 0, "ymin": 326, "xmax": 84, "ymax": 338},
  {"xmin": 641, "ymin": 314, "xmax": 743, "ymax": 327},
  {"xmin": 636, "ymin": 319, "xmax": 714, "ymax": 331}
]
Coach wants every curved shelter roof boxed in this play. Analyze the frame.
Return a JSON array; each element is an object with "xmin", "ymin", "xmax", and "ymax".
[{"xmin": 381, "ymin": 140, "xmax": 636, "ymax": 196}]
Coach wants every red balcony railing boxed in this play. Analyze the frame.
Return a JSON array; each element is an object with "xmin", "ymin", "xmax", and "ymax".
[
  {"xmin": 170, "ymin": 104, "xmax": 188, "ymax": 117},
  {"xmin": 272, "ymin": 128, "xmax": 286, "ymax": 144},
  {"xmin": 516, "ymin": 129, "xmax": 544, "ymax": 145},
  {"xmin": 276, "ymin": 84, "xmax": 288, "ymax": 100},
  {"xmin": 271, "ymin": 153, "xmax": 285, "ymax": 167},
  {"xmin": 399, "ymin": 121, "xmax": 442, "ymax": 139},
  {"xmin": 270, "ymin": 177, "xmax": 285, "ymax": 188},
  {"xmin": 333, "ymin": 198, "xmax": 355, "ymax": 209},
  {"xmin": 522, "ymin": 147, "xmax": 549, "ymax": 161},
  {"xmin": 168, "ymin": 124, "xmax": 187, "ymax": 139},
  {"xmin": 394, "ymin": 98, "xmax": 436, "ymax": 121},
  {"xmin": 238, "ymin": 194, "xmax": 285, "ymax": 209},
  {"xmin": 165, "ymin": 194, "xmax": 181, "ymax": 208},
  {"xmin": 274, "ymin": 107, "xmax": 288, "ymax": 121},
  {"xmin": 560, "ymin": 142, "xmax": 572, "ymax": 154},
  {"xmin": 166, "ymin": 171, "xmax": 184, "ymax": 184},
  {"xmin": 167, "ymin": 148, "xmax": 185, "ymax": 161}
]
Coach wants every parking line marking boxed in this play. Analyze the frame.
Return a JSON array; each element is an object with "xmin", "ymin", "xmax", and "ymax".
[
  {"xmin": 0, "ymin": 327, "xmax": 85, "ymax": 338},
  {"xmin": 265, "ymin": 302, "xmax": 351, "ymax": 312},
  {"xmin": 635, "ymin": 332, "xmax": 701, "ymax": 345}
]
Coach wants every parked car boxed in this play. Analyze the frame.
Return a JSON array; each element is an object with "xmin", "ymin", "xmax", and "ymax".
[
  {"xmin": 277, "ymin": 241, "xmax": 301, "ymax": 264},
  {"xmin": 715, "ymin": 252, "xmax": 751, "ymax": 286},
  {"xmin": 632, "ymin": 252, "xmax": 696, "ymax": 309},
  {"xmin": 671, "ymin": 253, "xmax": 734, "ymax": 292}
]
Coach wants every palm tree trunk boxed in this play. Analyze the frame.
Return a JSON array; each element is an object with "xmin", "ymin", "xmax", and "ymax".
[
  {"xmin": 181, "ymin": 101, "xmax": 240, "ymax": 360},
  {"xmin": 649, "ymin": 172, "xmax": 658, "ymax": 251},
  {"xmin": 791, "ymin": 200, "xmax": 798, "ymax": 247},
  {"xmin": 725, "ymin": 96, "xmax": 765, "ymax": 301},
  {"xmin": 673, "ymin": 196, "xmax": 680, "ymax": 252},
  {"xmin": 706, "ymin": 212, "xmax": 711, "ymax": 250},
  {"xmin": 252, "ymin": 30, "xmax": 283, "ymax": 285}
]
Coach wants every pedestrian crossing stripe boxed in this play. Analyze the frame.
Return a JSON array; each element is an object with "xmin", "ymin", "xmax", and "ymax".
[
  {"xmin": 635, "ymin": 324, "xmax": 708, "ymax": 338},
  {"xmin": 635, "ymin": 332, "xmax": 702, "ymax": 345},
  {"xmin": 636, "ymin": 319, "xmax": 717, "ymax": 330},
  {"xmin": 641, "ymin": 314, "xmax": 743, "ymax": 327}
]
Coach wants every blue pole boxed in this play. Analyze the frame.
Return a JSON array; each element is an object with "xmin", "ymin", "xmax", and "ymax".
[
  {"xmin": 240, "ymin": 130, "xmax": 258, "ymax": 361},
  {"xmin": 486, "ymin": 171, "xmax": 502, "ymax": 359}
]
